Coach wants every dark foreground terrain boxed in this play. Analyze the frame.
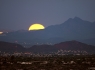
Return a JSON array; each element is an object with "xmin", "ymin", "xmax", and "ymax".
[{"xmin": 0, "ymin": 55, "xmax": 95, "ymax": 70}]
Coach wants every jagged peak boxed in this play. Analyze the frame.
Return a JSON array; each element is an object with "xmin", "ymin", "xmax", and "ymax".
[
  {"xmin": 63, "ymin": 17, "xmax": 83, "ymax": 24},
  {"xmin": 73, "ymin": 17, "xmax": 83, "ymax": 21}
]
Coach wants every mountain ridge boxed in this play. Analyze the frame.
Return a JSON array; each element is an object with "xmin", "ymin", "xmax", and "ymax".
[
  {"xmin": 0, "ymin": 40, "xmax": 95, "ymax": 54},
  {"xmin": 0, "ymin": 17, "xmax": 95, "ymax": 46}
]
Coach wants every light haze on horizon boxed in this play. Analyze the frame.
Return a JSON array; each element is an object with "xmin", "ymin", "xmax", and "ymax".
[{"xmin": 0, "ymin": 0, "xmax": 95, "ymax": 30}]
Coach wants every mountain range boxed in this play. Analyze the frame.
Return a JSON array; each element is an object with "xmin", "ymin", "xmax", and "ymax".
[
  {"xmin": 0, "ymin": 41, "xmax": 95, "ymax": 54},
  {"xmin": 0, "ymin": 17, "xmax": 95, "ymax": 46},
  {"xmin": 0, "ymin": 41, "xmax": 25, "ymax": 53}
]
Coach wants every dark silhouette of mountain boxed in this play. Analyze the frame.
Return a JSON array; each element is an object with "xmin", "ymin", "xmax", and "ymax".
[
  {"xmin": 0, "ymin": 41, "xmax": 25, "ymax": 53},
  {"xmin": 54, "ymin": 40, "xmax": 95, "ymax": 53},
  {"xmin": 45, "ymin": 17, "xmax": 95, "ymax": 40},
  {"xmin": 0, "ymin": 17, "xmax": 95, "ymax": 46},
  {"xmin": 0, "ymin": 41, "xmax": 95, "ymax": 54},
  {"xmin": 27, "ymin": 40, "xmax": 95, "ymax": 54}
]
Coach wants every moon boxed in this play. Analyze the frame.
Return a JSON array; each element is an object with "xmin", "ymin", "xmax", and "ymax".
[{"xmin": 28, "ymin": 23, "xmax": 45, "ymax": 31}]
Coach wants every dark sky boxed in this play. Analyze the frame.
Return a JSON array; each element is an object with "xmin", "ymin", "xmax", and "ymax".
[{"xmin": 0, "ymin": 0, "xmax": 95, "ymax": 30}]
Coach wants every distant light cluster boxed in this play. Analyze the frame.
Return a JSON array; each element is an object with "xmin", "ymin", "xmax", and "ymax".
[{"xmin": 0, "ymin": 32, "xmax": 3, "ymax": 34}]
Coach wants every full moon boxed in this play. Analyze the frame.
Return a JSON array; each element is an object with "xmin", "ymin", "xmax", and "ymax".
[{"xmin": 28, "ymin": 23, "xmax": 45, "ymax": 31}]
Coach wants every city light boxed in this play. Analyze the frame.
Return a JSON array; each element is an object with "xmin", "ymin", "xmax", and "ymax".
[{"xmin": 0, "ymin": 32, "xmax": 3, "ymax": 34}]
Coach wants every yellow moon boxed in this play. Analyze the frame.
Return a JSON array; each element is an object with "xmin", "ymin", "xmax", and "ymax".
[{"xmin": 28, "ymin": 23, "xmax": 45, "ymax": 31}]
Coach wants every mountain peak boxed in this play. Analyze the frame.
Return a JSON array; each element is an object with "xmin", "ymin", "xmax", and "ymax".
[
  {"xmin": 61, "ymin": 17, "xmax": 83, "ymax": 26},
  {"xmin": 73, "ymin": 17, "xmax": 82, "ymax": 21}
]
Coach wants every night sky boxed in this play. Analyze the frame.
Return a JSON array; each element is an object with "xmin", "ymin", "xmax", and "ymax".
[{"xmin": 0, "ymin": 0, "xmax": 95, "ymax": 30}]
